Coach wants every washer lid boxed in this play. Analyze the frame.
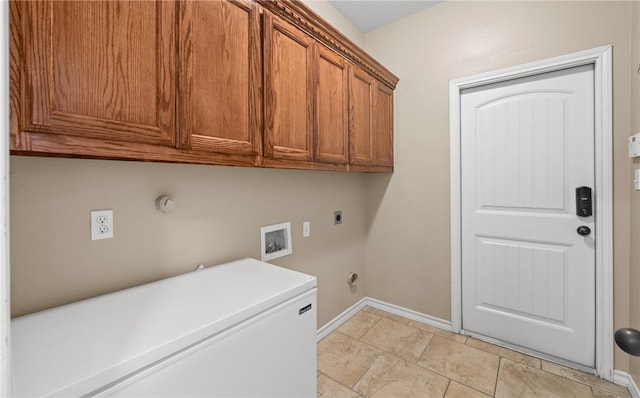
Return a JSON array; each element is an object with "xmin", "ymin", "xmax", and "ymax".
[{"xmin": 11, "ymin": 258, "xmax": 317, "ymax": 397}]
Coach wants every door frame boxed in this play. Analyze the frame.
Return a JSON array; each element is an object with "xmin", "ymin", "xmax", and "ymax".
[
  {"xmin": 449, "ymin": 46, "xmax": 613, "ymax": 379},
  {"xmin": 1, "ymin": 1, "xmax": 10, "ymax": 394}
]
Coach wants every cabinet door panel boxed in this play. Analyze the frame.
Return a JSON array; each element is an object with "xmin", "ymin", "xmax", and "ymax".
[
  {"xmin": 373, "ymin": 84, "xmax": 394, "ymax": 166},
  {"xmin": 263, "ymin": 13, "xmax": 313, "ymax": 161},
  {"xmin": 22, "ymin": 1, "xmax": 176, "ymax": 146},
  {"xmin": 179, "ymin": 0, "xmax": 261, "ymax": 155},
  {"xmin": 349, "ymin": 66, "xmax": 394, "ymax": 168},
  {"xmin": 349, "ymin": 67, "xmax": 374, "ymax": 165},
  {"xmin": 315, "ymin": 46, "xmax": 348, "ymax": 164}
]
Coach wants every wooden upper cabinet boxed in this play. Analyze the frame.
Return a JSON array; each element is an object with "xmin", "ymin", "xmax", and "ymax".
[
  {"xmin": 314, "ymin": 45, "xmax": 349, "ymax": 165},
  {"xmin": 263, "ymin": 12, "xmax": 314, "ymax": 162},
  {"xmin": 17, "ymin": 1, "xmax": 176, "ymax": 146},
  {"xmin": 178, "ymin": 0, "xmax": 261, "ymax": 156},
  {"xmin": 349, "ymin": 66, "xmax": 394, "ymax": 168},
  {"xmin": 10, "ymin": 0, "xmax": 397, "ymax": 171}
]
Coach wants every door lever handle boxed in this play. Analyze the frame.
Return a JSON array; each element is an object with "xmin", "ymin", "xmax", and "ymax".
[{"xmin": 577, "ymin": 226, "xmax": 591, "ymax": 236}]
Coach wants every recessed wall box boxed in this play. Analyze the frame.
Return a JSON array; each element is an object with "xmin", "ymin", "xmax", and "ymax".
[{"xmin": 260, "ymin": 222, "xmax": 292, "ymax": 261}]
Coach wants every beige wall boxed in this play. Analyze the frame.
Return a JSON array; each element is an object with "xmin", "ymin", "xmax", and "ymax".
[
  {"xmin": 362, "ymin": 0, "xmax": 635, "ymax": 372},
  {"xmin": 10, "ymin": 157, "xmax": 368, "ymax": 326},
  {"xmin": 301, "ymin": 0, "xmax": 364, "ymax": 46}
]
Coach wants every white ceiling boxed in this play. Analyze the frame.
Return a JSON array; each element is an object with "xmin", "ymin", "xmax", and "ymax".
[{"xmin": 327, "ymin": 0, "xmax": 441, "ymax": 33}]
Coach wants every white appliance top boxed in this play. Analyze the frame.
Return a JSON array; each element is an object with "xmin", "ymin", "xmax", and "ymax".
[{"xmin": 11, "ymin": 258, "xmax": 317, "ymax": 397}]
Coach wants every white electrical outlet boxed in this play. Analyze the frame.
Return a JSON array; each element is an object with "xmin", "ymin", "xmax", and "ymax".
[
  {"xmin": 91, "ymin": 210, "xmax": 113, "ymax": 240},
  {"xmin": 303, "ymin": 221, "xmax": 310, "ymax": 238}
]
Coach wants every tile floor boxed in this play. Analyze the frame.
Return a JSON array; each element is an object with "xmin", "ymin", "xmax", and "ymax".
[{"xmin": 317, "ymin": 306, "xmax": 630, "ymax": 398}]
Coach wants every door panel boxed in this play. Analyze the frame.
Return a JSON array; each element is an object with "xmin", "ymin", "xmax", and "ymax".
[
  {"xmin": 461, "ymin": 65, "xmax": 595, "ymax": 367},
  {"xmin": 349, "ymin": 67, "xmax": 374, "ymax": 165},
  {"xmin": 178, "ymin": 0, "xmax": 261, "ymax": 155},
  {"xmin": 373, "ymin": 84, "xmax": 394, "ymax": 166},
  {"xmin": 349, "ymin": 67, "xmax": 394, "ymax": 167},
  {"xmin": 263, "ymin": 12, "xmax": 313, "ymax": 161},
  {"xmin": 315, "ymin": 45, "xmax": 348, "ymax": 164},
  {"xmin": 478, "ymin": 94, "xmax": 568, "ymax": 211},
  {"xmin": 22, "ymin": 1, "xmax": 176, "ymax": 146},
  {"xmin": 476, "ymin": 237, "xmax": 568, "ymax": 324}
]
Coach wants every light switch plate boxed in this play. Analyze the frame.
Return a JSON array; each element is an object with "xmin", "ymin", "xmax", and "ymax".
[{"xmin": 629, "ymin": 134, "xmax": 640, "ymax": 158}]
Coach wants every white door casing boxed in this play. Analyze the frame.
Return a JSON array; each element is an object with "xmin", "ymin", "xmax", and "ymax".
[
  {"xmin": 450, "ymin": 46, "xmax": 613, "ymax": 378},
  {"xmin": 461, "ymin": 65, "xmax": 595, "ymax": 367},
  {"xmin": 1, "ymin": 2, "xmax": 10, "ymax": 395}
]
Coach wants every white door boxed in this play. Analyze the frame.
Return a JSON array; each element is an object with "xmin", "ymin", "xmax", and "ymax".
[{"xmin": 461, "ymin": 64, "xmax": 595, "ymax": 367}]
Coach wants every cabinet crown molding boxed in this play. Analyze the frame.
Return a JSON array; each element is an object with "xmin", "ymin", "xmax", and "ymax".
[{"xmin": 256, "ymin": 0, "xmax": 399, "ymax": 89}]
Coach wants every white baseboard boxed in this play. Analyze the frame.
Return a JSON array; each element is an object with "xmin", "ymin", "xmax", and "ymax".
[
  {"xmin": 317, "ymin": 297, "xmax": 451, "ymax": 341},
  {"xmin": 316, "ymin": 297, "xmax": 368, "ymax": 341},
  {"xmin": 364, "ymin": 297, "xmax": 452, "ymax": 331},
  {"xmin": 614, "ymin": 370, "xmax": 640, "ymax": 398}
]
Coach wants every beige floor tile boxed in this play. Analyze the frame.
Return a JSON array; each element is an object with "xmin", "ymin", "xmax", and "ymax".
[
  {"xmin": 417, "ymin": 335, "xmax": 500, "ymax": 396},
  {"xmin": 354, "ymin": 352, "xmax": 449, "ymax": 398},
  {"xmin": 317, "ymin": 373, "xmax": 363, "ymax": 398},
  {"xmin": 496, "ymin": 358, "xmax": 592, "ymax": 397},
  {"xmin": 541, "ymin": 360, "xmax": 630, "ymax": 398},
  {"xmin": 360, "ymin": 317, "xmax": 433, "ymax": 362},
  {"xmin": 444, "ymin": 381, "xmax": 492, "ymax": 398},
  {"xmin": 317, "ymin": 332, "xmax": 383, "ymax": 388},
  {"xmin": 320, "ymin": 309, "xmax": 631, "ymax": 398},
  {"xmin": 465, "ymin": 337, "xmax": 541, "ymax": 369},
  {"xmin": 362, "ymin": 306, "xmax": 411, "ymax": 325},
  {"xmin": 337, "ymin": 310, "xmax": 381, "ymax": 339},
  {"xmin": 407, "ymin": 320, "xmax": 468, "ymax": 344}
]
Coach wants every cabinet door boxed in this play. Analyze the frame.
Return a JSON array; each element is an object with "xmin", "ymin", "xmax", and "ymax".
[
  {"xmin": 349, "ymin": 66, "xmax": 394, "ymax": 168},
  {"xmin": 314, "ymin": 45, "xmax": 348, "ymax": 164},
  {"xmin": 263, "ymin": 12, "xmax": 314, "ymax": 161},
  {"xmin": 373, "ymin": 84, "xmax": 394, "ymax": 166},
  {"xmin": 19, "ymin": 1, "xmax": 176, "ymax": 146},
  {"xmin": 178, "ymin": 0, "xmax": 261, "ymax": 156},
  {"xmin": 349, "ymin": 66, "xmax": 374, "ymax": 166}
]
